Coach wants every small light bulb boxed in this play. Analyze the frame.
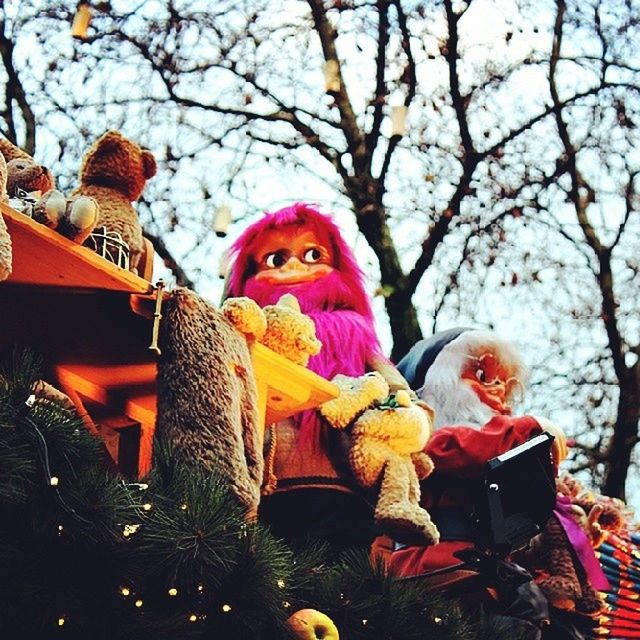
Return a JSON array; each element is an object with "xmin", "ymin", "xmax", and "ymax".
[
  {"xmin": 50, "ymin": 476, "xmax": 59, "ymax": 486},
  {"xmin": 222, "ymin": 604, "xmax": 232, "ymax": 613},
  {"xmin": 197, "ymin": 584, "xmax": 204, "ymax": 593},
  {"xmin": 434, "ymin": 616, "xmax": 442, "ymax": 624},
  {"xmin": 142, "ymin": 503, "xmax": 152, "ymax": 511},
  {"xmin": 283, "ymin": 601, "xmax": 291, "ymax": 608},
  {"xmin": 180, "ymin": 503, "xmax": 188, "ymax": 511},
  {"xmin": 168, "ymin": 588, "xmax": 178, "ymax": 596},
  {"xmin": 120, "ymin": 587, "xmax": 130, "ymax": 596},
  {"xmin": 277, "ymin": 578, "xmax": 285, "ymax": 588},
  {"xmin": 135, "ymin": 599, "xmax": 143, "ymax": 608},
  {"xmin": 57, "ymin": 524, "xmax": 64, "ymax": 533},
  {"xmin": 362, "ymin": 619, "xmax": 368, "ymax": 625},
  {"xmin": 58, "ymin": 616, "xmax": 65, "ymax": 626},
  {"xmin": 189, "ymin": 614, "xmax": 198, "ymax": 622}
]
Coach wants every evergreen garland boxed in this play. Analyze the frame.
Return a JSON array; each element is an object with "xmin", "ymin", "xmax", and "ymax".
[{"xmin": 0, "ymin": 348, "xmax": 495, "ymax": 640}]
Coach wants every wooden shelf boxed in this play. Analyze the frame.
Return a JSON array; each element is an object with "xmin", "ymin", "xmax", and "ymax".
[{"xmin": 1, "ymin": 202, "xmax": 152, "ymax": 293}]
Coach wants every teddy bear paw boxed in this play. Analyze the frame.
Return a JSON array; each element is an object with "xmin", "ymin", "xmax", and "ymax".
[
  {"xmin": 375, "ymin": 503, "xmax": 440, "ymax": 546},
  {"xmin": 33, "ymin": 190, "xmax": 66, "ymax": 228},
  {"xmin": 222, "ymin": 297, "xmax": 267, "ymax": 340},
  {"xmin": 320, "ymin": 372, "xmax": 389, "ymax": 429}
]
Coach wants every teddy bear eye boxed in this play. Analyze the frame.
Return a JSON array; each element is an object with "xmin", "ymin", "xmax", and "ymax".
[
  {"xmin": 265, "ymin": 252, "xmax": 286, "ymax": 268},
  {"xmin": 303, "ymin": 247, "xmax": 322, "ymax": 263},
  {"xmin": 475, "ymin": 368, "xmax": 487, "ymax": 383}
]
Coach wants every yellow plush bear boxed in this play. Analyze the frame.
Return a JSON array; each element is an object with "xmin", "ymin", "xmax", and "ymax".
[
  {"xmin": 222, "ymin": 293, "xmax": 322, "ymax": 366},
  {"xmin": 71, "ymin": 130, "xmax": 157, "ymax": 274},
  {"xmin": 321, "ymin": 373, "xmax": 440, "ymax": 546}
]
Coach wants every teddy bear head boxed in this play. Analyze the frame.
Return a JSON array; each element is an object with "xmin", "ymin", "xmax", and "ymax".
[
  {"xmin": 261, "ymin": 294, "xmax": 322, "ymax": 367},
  {"xmin": 79, "ymin": 130, "xmax": 157, "ymax": 201},
  {"xmin": 6, "ymin": 157, "xmax": 55, "ymax": 196}
]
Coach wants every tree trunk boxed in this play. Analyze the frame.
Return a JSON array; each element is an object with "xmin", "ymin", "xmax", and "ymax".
[
  {"xmin": 603, "ymin": 376, "xmax": 640, "ymax": 499},
  {"xmin": 387, "ymin": 289, "xmax": 422, "ymax": 363}
]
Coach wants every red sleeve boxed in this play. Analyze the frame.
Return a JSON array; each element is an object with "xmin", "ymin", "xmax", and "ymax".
[{"xmin": 425, "ymin": 415, "xmax": 543, "ymax": 479}]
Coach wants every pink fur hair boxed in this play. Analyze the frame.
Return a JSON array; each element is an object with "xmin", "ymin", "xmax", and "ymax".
[{"xmin": 226, "ymin": 203, "xmax": 384, "ymax": 448}]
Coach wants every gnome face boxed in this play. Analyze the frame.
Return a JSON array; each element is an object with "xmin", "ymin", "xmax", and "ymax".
[{"xmin": 413, "ymin": 330, "xmax": 528, "ymax": 430}]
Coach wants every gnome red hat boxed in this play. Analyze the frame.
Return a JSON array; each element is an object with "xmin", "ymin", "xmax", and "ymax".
[{"xmin": 397, "ymin": 329, "xmax": 529, "ymax": 429}]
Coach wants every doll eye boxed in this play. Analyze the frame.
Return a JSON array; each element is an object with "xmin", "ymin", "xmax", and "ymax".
[
  {"xmin": 475, "ymin": 368, "xmax": 487, "ymax": 383},
  {"xmin": 303, "ymin": 247, "xmax": 323, "ymax": 263},
  {"xmin": 264, "ymin": 252, "xmax": 287, "ymax": 268}
]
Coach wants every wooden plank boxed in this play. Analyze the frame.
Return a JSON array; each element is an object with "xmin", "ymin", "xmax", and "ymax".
[
  {"xmin": 251, "ymin": 342, "xmax": 339, "ymax": 425},
  {"xmin": 1, "ymin": 203, "xmax": 152, "ymax": 293}
]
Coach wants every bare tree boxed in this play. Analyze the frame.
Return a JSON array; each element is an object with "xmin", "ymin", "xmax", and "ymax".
[{"xmin": 2, "ymin": 0, "xmax": 639, "ymax": 501}]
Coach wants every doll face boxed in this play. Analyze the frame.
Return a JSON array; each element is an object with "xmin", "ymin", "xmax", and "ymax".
[
  {"xmin": 461, "ymin": 351, "xmax": 522, "ymax": 414},
  {"xmin": 253, "ymin": 227, "xmax": 335, "ymax": 285}
]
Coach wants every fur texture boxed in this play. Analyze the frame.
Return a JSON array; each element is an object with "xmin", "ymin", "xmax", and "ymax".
[
  {"xmin": 420, "ymin": 330, "xmax": 529, "ymax": 429},
  {"xmin": 0, "ymin": 153, "xmax": 12, "ymax": 281},
  {"xmin": 6, "ymin": 156, "xmax": 55, "ymax": 196},
  {"xmin": 72, "ymin": 130, "xmax": 157, "ymax": 273},
  {"xmin": 156, "ymin": 288, "xmax": 263, "ymax": 515},
  {"xmin": 321, "ymin": 373, "xmax": 439, "ymax": 545}
]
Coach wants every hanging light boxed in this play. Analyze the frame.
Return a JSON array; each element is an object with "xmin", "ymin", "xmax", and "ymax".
[
  {"xmin": 324, "ymin": 59, "xmax": 340, "ymax": 93},
  {"xmin": 213, "ymin": 205, "xmax": 232, "ymax": 238},
  {"xmin": 71, "ymin": 1, "xmax": 92, "ymax": 39},
  {"xmin": 391, "ymin": 105, "xmax": 407, "ymax": 137}
]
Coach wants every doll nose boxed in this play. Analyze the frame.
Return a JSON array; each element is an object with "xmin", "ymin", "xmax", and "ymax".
[{"xmin": 281, "ymin": 256, "xmax": 306, "ymax": 271}]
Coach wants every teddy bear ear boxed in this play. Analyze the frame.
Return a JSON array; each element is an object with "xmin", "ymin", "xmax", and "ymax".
[{"xmin": 142, "ymin": 151, "xmax": 157, "ymax": 179}]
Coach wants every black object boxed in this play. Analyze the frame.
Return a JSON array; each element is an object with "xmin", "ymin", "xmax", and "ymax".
[{"xmin": 473, "ymin": 432, "xmax": 556, "ymax": 556}]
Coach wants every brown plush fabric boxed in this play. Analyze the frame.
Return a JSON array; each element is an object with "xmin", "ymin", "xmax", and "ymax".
[
  {"xmin": 527, "ymin": 514, "xmax": 603, "ymax": 615},
  {"xmin": 0, "ymin": 153, "xmax": 11, "ymax": 281},
  {"xmin": 6, "ymin": 157, "xmax": 55, "ymax": 196},
  {"xmin": 72, "ymin": 130, "xmax": 157, "ymax": 274},
  {"xmin": 156, "ymin": 287, "xmax": 263, "ymax": 516}
]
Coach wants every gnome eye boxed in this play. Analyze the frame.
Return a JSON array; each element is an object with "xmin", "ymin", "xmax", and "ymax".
[
  {"xmin": 303, "ymin": 247, "xmax": 322, "ymax": 263},
  {"xmin": 264, "ymin": 252, "xmax": 287, "ymax": 268},
  {"xmin": 475, "ymin": 368, "xmax": 487, "ymax": 383}
]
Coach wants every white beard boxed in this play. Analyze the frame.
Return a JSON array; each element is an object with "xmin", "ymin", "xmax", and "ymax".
[{"xmin": 420, "ymin": 379, "xmax": 496, "ymax": 429}]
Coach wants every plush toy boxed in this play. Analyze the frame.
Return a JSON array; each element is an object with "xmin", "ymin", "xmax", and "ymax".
[
  {"xmin": 0, "ymin": 152, "xmax": 12, "ymax": 281},
  {"xmin": 321, "ymin": 373, "xmax": 439, "ymax": 546},
  {"xmin": 0, "ymin": 137, "xmax": 99, "ymax": 243},
  {"xmin": 222, "ymin": 293, "xmax": 322, "ymax": 366},
  {"xmin": 155, "ymin": 287, "xmax": 263, "ymax": 517},
  {"xmin": 71, "ymin": 130, "xmax": 157, "ymax": 274},
  {"xmin": 225, "ymin": 203, "xmax": 420, "ymax": 550}
]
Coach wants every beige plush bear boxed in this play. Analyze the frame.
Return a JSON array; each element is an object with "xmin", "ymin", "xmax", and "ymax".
[
  {"xmin": 321, "ymin": 373, "xmax": 440, "ymax": 546},
  {"xmin": 0, "ymin": 137, "xmax": 55, "ymax": 196},
  {"xmin": 222, "ymin": 293, "xmax": 322, "ymax": 366},
  {"xmin": 71, "ymin": 130, "xmax": 157, "ymax": 274}
]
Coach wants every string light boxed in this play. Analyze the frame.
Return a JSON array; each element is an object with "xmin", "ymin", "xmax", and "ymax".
[
  {"xmin": 120, "ymin": 587, "xmax": 131, "ymax": 596},
  {"xmin": 283, "ymin": 601, "xmax": 291, "ymax": 608},
  {"xmin": 123, "ymin": 524, "xmax": 140, "ymax": 537},
  {"xmin": 58, "ymin": 616, "xmax": 66, "ymax": 626},
  {"xmin": 222, "ymin": 604, "xmax": 232, "ymax": 613},
  {"xmin": 180, "ymin": 503, "xmax": 188, "ymax": 511},
  {"xmin": 434, "ymin": 616, "xmax": 443, "ymax": 624},
  {"xmin": 142, "ymin": 503, "xmax": 152, "ymax": 511},
  {"xmin": 197, "ymin": 584, "xmax": 204, "ymax": 593},
  {"xmin": 189, "ymin": 614, "xmax": 198, "ymax": 622},
  {"xmin": 362, "ymin": 619, "xmax": 368, "ymax": 625},
  {"xmin": 135, "ymin": 599, "xmax": 143, "ymax": 608},
  {"xmin": 50, "ymin": 476, "xmax": 59, "ymax": 486},
  {"xmin": 168, "ymin": 588, "xmax": 178, "ymax": 596},
  {"xmin": 57, "ymin": 524, "xmax": 64, "ymax": 535},
  {"xmin": 277, "ymin": 578, "xmax": 285, "ymax": 588}
]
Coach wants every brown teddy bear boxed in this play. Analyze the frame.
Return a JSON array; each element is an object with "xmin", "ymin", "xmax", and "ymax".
[
  {"xmin": 0, "ymin": 137, "xmax": 99, "ymax": 243},
  {"xmin": 321, "ymin": 373, "xmax": 440, "ymax": 546},
  {"xmin": 71, "ymin": 130, "xmax": 157, "ymax": 274},
  {"xmin": 0, "ymin": 137, "xmax": 54, "ymax": 196},
  {"xmin": 156, "ymin": 287, "xmax": 264, "ymax": 517}
]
